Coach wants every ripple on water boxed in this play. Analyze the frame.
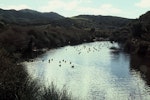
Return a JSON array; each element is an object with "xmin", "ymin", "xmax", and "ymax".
[{"xmin": 25, "ymin": 41, "xmax": 150, "ymax": 100}]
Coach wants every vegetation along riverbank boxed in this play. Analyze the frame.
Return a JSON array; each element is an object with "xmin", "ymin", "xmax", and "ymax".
[{"xmin": 0, "ymin": 8, "xmax": 150, "ymax": 99}]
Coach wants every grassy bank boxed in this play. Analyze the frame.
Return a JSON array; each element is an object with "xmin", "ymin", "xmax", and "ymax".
[
  {"xmin": 0, "ymin": 21, "xmax": 103, "ymax": 100},
  {"xmin": 0, "ymin": 48, "xmax": 72, "ymax": 100}
]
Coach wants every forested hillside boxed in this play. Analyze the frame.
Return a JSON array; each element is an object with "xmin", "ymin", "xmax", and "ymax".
[{"xmin": 111, "ymin": 11, "xmax": 150, "ymax": 57}]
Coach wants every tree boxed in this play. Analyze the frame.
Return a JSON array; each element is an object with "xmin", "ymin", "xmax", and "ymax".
[
  {"xmin": 90, "ymin": 28, "xmax": 95, "ymax": 33},
  {"xmin": 0, "ymin": 21, "xmax": 4, "ymax": 29},
  {"xmin": 131, "ymin": 21, "xmax": 143, "ymax": 38}
]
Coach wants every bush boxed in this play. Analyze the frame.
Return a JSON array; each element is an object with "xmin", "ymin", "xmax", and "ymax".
[
  {"xmin": 0, "ymin": 48, "xmax": 72, "ymax": 100},
  {"xmin": 0, "ymin": 48, "xmax": 27, "ymax": 100},
  {"xmin": 42, "ymin": 83, "xmax": 72, "ymax": 100}
]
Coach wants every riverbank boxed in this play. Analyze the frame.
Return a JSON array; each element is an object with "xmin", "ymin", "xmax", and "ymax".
[
  {"xmin": 0, "ymin": 34, "xmax": 149, "ymax": 99},
  {"xmin": 0, "ymin": 24, "xmax": 107, "ymax": 99},
  {"xmin": 0, "ymin": 47, "xmax": 73, "ymax": 100},
  {"xmin": 124, "ymin": 38, "xmax": 150, "ymax": 57},
  {"xmin": 0, "ymin": 25, "xmax": 75, "ymax": 100},
  {"xmin": 1, "ymin": 10, "xmax": 150, "ymax": 99},
  {"xmin": 25, "ymin": 41, "xmax": 150, "ymax": 100}
]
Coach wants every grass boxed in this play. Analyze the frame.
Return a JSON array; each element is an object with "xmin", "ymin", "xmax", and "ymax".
[
  {"xmin": 42, "ymin": 83, "xmax": 72, "ymax": 100},
  {"xmin": 0, "ymin": 48, "xmax": 73, "ymax": 100}
]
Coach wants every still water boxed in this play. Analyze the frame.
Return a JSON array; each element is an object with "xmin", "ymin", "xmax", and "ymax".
[{"xmin": 25, "ymin": 41, "xmax": 150, "ymax": 100}]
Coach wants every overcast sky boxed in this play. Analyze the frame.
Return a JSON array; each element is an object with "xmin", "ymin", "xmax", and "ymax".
[{"xmin": 0, "ymin": 0, "xmax": 150, "ymax": 18}]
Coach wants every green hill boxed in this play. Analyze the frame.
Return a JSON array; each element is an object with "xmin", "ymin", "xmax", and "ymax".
[{"xmin": 0, "ymin": 9, "xmax": 64, "ymax": 25}]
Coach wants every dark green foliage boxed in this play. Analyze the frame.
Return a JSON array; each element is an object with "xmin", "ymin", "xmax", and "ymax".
[
  {"xmin": 90, "ymin": 28, "xmax": 95, "ymax": 33},
  {"xmin": 72, "ymin": 15, "xmax": 131, "ymax": 30},
  {"xmin": 122, "ymin": 11, "xmax": 150, "ymax": 56},
  {"xmin": 0, "ymin": 21, "xmax": 4, "ymax": 29},
  {"xmin": 0, "ymin": 26, "xmax": 30, "ymax": 54},
  {"xmin": 0, "ymin": 48, "xmax": 72, "ymax": 100},
  {"xmin": 137, "ymin": 43, "xmax": 149, "ymax": 55},
  {"xmin": 0, "ymin": 48, "xmax": 27, "ymax": 100},
  {"xmin": 110, "ymin": 27, "xmax": 131, "ymax": 42},
  {"xmin": 139, "ymin": 11, "xmax": 150, "ymax": 41},
  {"xmin": 130, "ymin": 11, "xmax": 150, "ymax": 41},
  {"xmin": 131, "ymin": 21, "xmax": 143, "ymax": 38},
  {"xmin": 0, "ymin": 8, "xmax": 130, "ymax": 30},
  {"xmin": 0, "ymin": 9, "xmax": 64, "ymax": 25}
]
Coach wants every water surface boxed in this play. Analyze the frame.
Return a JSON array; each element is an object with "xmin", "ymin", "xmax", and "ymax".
[{"xmin": 25, "ymin": 41, "xmax": 150, "ymax": 100}]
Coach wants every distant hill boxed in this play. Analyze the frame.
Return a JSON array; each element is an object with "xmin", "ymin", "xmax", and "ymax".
[
  {"xmin": 50, "ymin": 15, "xmax": 131, "ymax": 30},
  {"xmin": 0, "ymin": 8, "xmax": 131, "ymax": 28},
  {"xmin": 71, "ymin": 15, "xmax": 131, "ymax": 29},
  {"xmin": 0, "ymin": 9, "xmax": 64, "ymax": 25}
]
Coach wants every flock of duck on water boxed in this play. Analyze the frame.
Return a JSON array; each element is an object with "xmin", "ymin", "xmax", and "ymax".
[
  {"xmin": 33, "ymin": 42, "xmax": 117, "ymax": 69},
  {"xmin": 46, "ymin": 59, "xmax": 74, "ymax": 68}
]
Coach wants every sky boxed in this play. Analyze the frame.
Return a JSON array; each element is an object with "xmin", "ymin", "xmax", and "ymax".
[{"xmin": 0, "ymin": 0, "xmax": 150, "ymax": 18}]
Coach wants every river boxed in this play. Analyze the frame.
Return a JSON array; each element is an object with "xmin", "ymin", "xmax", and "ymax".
[{"xmin": 24, "ymin": 41, "xmax": 150, "ymax": 100}]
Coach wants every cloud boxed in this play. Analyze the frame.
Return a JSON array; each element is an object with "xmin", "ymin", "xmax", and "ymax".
[
  {"xmin": 79, "ymin": 0, "xmax": 92, "ymax": 3},
  {"xmin": 40, "ymin": 0, "xmax": 79, "ymax": 12},
  {"xmin": 135, "ymin": 0, "xmax": 150, "ymax": 8},
  {"xmin": 77, "ymin": 4, "xmax": 121, "ymax": 15},
  {"xmin": 1, "ymin": 4, "xmax": 30, "ymax": 10},
  {"xmin": 39, "ymin": 0, "xmax": 121, "ymax": 16}
]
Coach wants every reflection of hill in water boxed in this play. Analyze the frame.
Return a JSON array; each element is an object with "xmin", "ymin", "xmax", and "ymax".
[{"xmin": 130, "ymin": 55, "xmax": 150, "ymax": 85}]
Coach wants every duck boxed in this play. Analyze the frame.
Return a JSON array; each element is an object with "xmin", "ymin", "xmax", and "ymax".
[{"xmin": 72, "ymin": 65, "xmax": 74, "ymax": 68}]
